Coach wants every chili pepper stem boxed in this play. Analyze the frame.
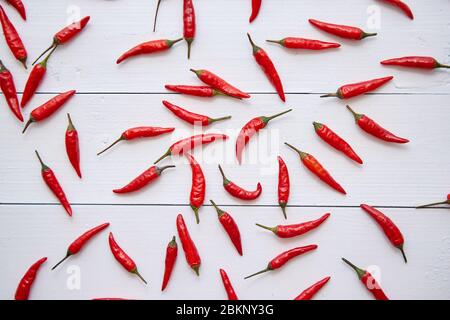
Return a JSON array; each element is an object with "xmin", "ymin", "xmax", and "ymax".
[
  {"xmin": 210, "ymin": 200, "xmax": 224, "ymax": 216},
  {"xmin": 244, "ymin": 267, "xmax": 270, "ymax": 279},
  {"xmin": 280, "ymin": 205, "xmax": 287, "ymax": 219},
  {"xmin": 320, "ymin": 93, "xmax": 338, "ymax": 98},
  {"xmin": 191, "ymin": 206, "xmax": 200, "ymax": 224},
  {"xmin": 35, "ymin": 150, "xmax": 49, "ymax": 170},
  {"xmin": 247, "ymin": 33, "xmax": 259, "ymax": 53},
  {"xmin": 398, "ymin": 245, "xmax": 408, "ymax": 264},
  {"xmin": 67, "ymin": 113, "xmax": 75, "ymax": 130},
  {"xmin": 154, "ymin": 150, "xmax": 171, "ymax": 164},
  {"xmin": 22, "ymin": 118, "xmax": 35, "ymax": 134},
  {"xmin": 416, "ymin": 200, "xmax": 449, "ymax": 208},
  {"xmin": 209, "ymin": 115, "xmax": 232, "ymax": 124},
  {"xmin": 263, "ymin": 109, "xmax": 293, "ymax": 124},
  {"xmin": 192, "ymin": 265, "xmax": 200, "ymax": 276},
  {"xmin": 362, "ymin": 32, "xmax": 377, "ymax": 39},
  {"xmin": 284, "ymin": 142, "xmax": 308, "ymax": 159},
  {"xmin": 266, "ymin": 39, "xmax": 282, "ymax": 45},
  {"xmin": 32, "ymin": 43, "xmax": 57, "ymax": 66},
  {"xmin": 20, "ymin": 59, "xmax": 27, "ymax": 69},
  {"xmin": 51, "ymin": 254, "xmax": 71, "ymax": 270},
  {"xmin": 218, "ymin": 165, "xmax": 231, "ymax": 184},
  {"xmin": 97, "ymin": 137, "xmax": 124, "ymax": 156},
  {"xmin": 341, "ymin": 258, "xmax": 365, "ymax": 279},
  {"xmin": 346, "ymin": 105, "xmax": 362, "ymax": 121},
  {"xmin": 133, "ymin": 269, "xmax": 147, "ymax": 284},
  {"xmin": 255, "ymin": 223, "xmax": 276, "ymax": 234},
  {"xmin": 157, "ymin": 165, "xmax": 176, "ymax": 174},
  {"xmin": 186, "ymin": 38, "xmax": 193, "ymax": 59},
  {"xmin": 153, "ymin": 0, "xmax": 162, "ymax": 32},
  {"xmin": 436, "ymin": 63, "xmax": 450, "ymax": 69}
]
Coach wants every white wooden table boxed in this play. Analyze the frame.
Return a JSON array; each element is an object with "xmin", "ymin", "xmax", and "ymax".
[{"xmin": 0, "ymin": 0, "xmax": 449, "ymax": 300}]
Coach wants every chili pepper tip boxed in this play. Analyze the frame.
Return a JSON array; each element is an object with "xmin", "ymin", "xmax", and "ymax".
[{"xmin": 244, "ymin": 267, "xmax": 270, "ymax": 279}]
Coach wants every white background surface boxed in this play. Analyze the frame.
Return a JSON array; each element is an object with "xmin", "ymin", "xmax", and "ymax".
[{"xmin": 0, "ymin": 0, "xmax": 449, "ymax": 300}]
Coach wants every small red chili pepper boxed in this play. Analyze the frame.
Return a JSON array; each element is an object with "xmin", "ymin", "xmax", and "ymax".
[
  {"xmin": 186, "ymin": 153, "xmax": 205, "ymax": 224},
  {"xmin": 249, "ymin": 0, "xmax": 262, "ymax": 23},
  {"xmin": 342, "ymin": 258, "xmax": 389, "ymax": 300},
  {"xmin": 346, "ymin": 105, "xmax": 409, "ymax": 144},
  {"xmin": 65, "ymin": 114, "xmax": 82, "ymax": 178},
  {"xmin": 220, "ymin": 269, "xmax": 238, "ymax": 300},
  {"xmin": 245, "ymin": 245, "xmax": 317, "ymax": 279},
  {"xmin": 14, "ymin": 257, "xmax": 47, "ymax": 300},
  {"xmin": 277, "ymin": 156, "xmax": 290, "ymax": 219},
  {"xmin": 116, "ymin": 38, "xmax": 183, "ymax": 64},
  {"xmin": 165, "ymin": 85, "xmax": 222, "ymax": 97},
  {"xmin": 35, "ymin": 150, "xmax": 72, "ymax": 217},
  {"xmin": 163, "ymin": 100, "xmax": 231, "ymax": 126},
  {"xmin": 381, "ymin": 56, "xmax": 449, "ymax": 69},
  {"xmin": 183, "ymin": 0, "xmax": 196, "ymax": 59},
  {"xmin": 236, "ymin": 109, "xmax": 292, "ymax": 164},
  {"xmin": 113, "ymin": 165, "xmax": 175, "ymax": 194},
  {"xmin": 153, "ymin": 0, "xmax": 163, "ymax": 32},
  {"xmin": 285, "ymin": 143, "xmax": 346, "ymax": 194},
  {"xmin": 97, "ymin": 126, "xmax": 175, "ymax": 156},
  {"xmin": 52, "ymin": 223, "xmax": 110, "ymax": 270},
  {"xmin": 154, "ymin": 133, "xmax": 228, "ymax": 164},
  {"xmin": 210, "ymin": 200, "xmax": 243, "ymax": 256},
  {"xmin": 176, "ymin": 214, "xmax": 201, "ymax": 275},
  {"xmin": 0, "ymin": 59, "xmax": 22, "ymax": 121},
  {"xmin": 309, "ymin": 19, "xmax": 377, "ymax": 40},
  {"xmin": 294, "ymin": 276, "xmax": 331, "ymax": 300},
  {"xmin": 161, "ymin": 236, "xmax": 178, "ymax": 291},
  {"xmin": 380, "ymin": 0, "xmax": 414, "ymax": 20},
  {"xmin": 256, "ymin": 213, "xmax": 330, "ymax": 238},
  {"xmin": 218, "ymin": 165, "xmax": 262, "ymax": 201},
  {"xmin": 267, "ymin": 37, "xmax": 341, "ymax": 50},
  {"xmin": 360, "ymin": 204, "xmax": 407, "ymax": 263},
  {"xmin": 416, "ymin": 194, "xmax": 450, "ymax": 209},
  {"xmin": 22, "ymin": 90, "xmax": 76, "ymax": 133},
  {"xmin": 247, "ymin": 33, "xmax": 285, "ymax": 102},
  {"xmin": 321, "ymin": 76, "xmax": 393, "ymax": 99},
  {"xmin": 190, "ymin": 69, "xmax": 250, "ymax": 99},
  {"xmin": 6, "ymin": 0, "xmax": 26, "ymax": 20},
  {"xmin": 0, "ymin": 5, "xmax": 27, "ymax": 68},
  {"xmin": 108, "ymin": 232, "xmax": 147, "ymax": 284},
  {"xmin": 313, "ymin": 122, "xmax": 363, "ymax": 164}
]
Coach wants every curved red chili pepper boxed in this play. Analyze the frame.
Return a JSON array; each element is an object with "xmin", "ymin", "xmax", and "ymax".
[
  {"xmin": 277, "ymin": 156, "xmax": 290, "ymax": 219},
  {"xmin": 256, "ymin": 213, "xmax": 330, "ymax": 238},
  {"xmin": 0, "ymin": 5, "xmax": 27, "ymax": 67},
  {"xmin": 346, "ymin": 105, "xmax": 409, "ymax": 144},
  {"xmin": 185, "ymin": 152, "xmax": 205, "ymax": 224},
  {"xmin": 165, "ymin": 85, "xmax": 222, "ymax": 97},
  {"xmin": 294, "ymin": 276, "xmax": 331, "ymax": 300},
  {"xmin": 35, "ymin": 150, "xmax": 72, "ymax": 217},
  {"xmin": 161, "ymin": 236, "xmax": 178, "ymax": 291},
  {"xmin": 0, "ymin": 60, "xmax": 22, "ymax": 121},
  {"xmin": 52, "ymin": 223, "xmax": 110, "ymax": 270},
  {"xmin": 211, "ymin": 200, "xmax": 243, "ymax": 256},
  {"xmin": 416, "ymin": 194, "xmax": 450, "ymax": 209},
  {"xmin": 190, "ymin": 69, "xmax": 250, "ymax": 99},
  {"xmin": 183, "ymin": 0, "xmax": 196, "ymax": 59},
  {"xmin": 116, "ymin": 38, "xmax": 182, "ymax": 64},
  {"xmin": 108, "ymin": 232, "xmax": 147, "ymax": 284},
  {"xmin": 220, "ymin": 269, "xmax": 238, "ymax": 300},
  {"xmin": 342, "ymin": 258, "xmax": 389, "ymax": 300},
  {"xmin": 65, "ymin": 114, "xmax": 82, "ymax": 178},
  {"xmin": 15, "ymin": 257, "xmax": 47, "ymax": 300},
  {"xmin": 23, "ymin": 90, "xmax": 76, "ymax": 133},
  {"xmin": 313, "ymin": 122, "xmax": 363, "ymax": 164},
  {"xmin": 247, "ymin": 33, "xmax": 285, "ymax": 102},
  {"xmin": 163, "ymin": 100, "xmax": 231, "ymax": 126},
  {"xmin": 218, "ymin": 165, "xmax": 262, "ymax": 201},
  {"xmin": 245, "ymin": 245, "xmax": 317, "ymax": 279},
  {"xmin": 236, "ymin": 109, "xmax": 292, "ymax": 164},
  {"xmin": 381, "ymin": 0, "xmax": 414, "ymax": 20},
  {"xmin": 309, "ymin": 19, "xmax": 377, "ymax": 40},
  {"xmin": 176, "ymin": 214, "xmax": 201, "ymax": 275},
  {"xmin": 321, "ymin": 76, "xmax": 393, "ymax": 99},
  {"xmin": 267, "ymin": 37, "xmax": 341, "ymax": 50},
  {"xmin": 381, "ymin": 56, "xmax": 449, "ymax": 69},
  {"xmin": 153, "ymin": 0, "xmax": 163, "ymax": 32},
  {"xmin": 285, "ymin": 143, "xmax": 346, "ymax": 194},
  {"xmin": 6, "ymin": 0, "xmax": 26, "ymax": 20},
  {"xmin": 249, "ymin": 0, "xmax": 262, "ymax": 23},
  {"xmin": 113, "ymin": 165, "xmax": 175, "ymax": 194}
]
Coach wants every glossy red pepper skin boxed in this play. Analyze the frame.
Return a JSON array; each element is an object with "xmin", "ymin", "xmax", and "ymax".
[
  {"xmin": 313, "ymin": 122, "xmax": 363, "ymax": 164},
  {"xmin": 108, "ymin": 232, "xmax": 147, "ymax": 284},
  {"xmin": 256, "ymin": 213, "xmax": 330, "ymax": 238},
  {"xmin": 183, "ymin": 0, "xmax": 196, "ymax": 59},
  {"xmin": 322, "ymin": 76, "xmax": 393, "ymax": 99},
  {"xmin": 211, "ymin": 200, "xmax": 243, "ymax": 256},
  {"xmin": 267, "ymin": 37, "xmax": 340, "ymax": 50},
  {"xmin": 295, "ymin": 276, "xmax": 331, "ymax": 300},
  {"xmin": 381, "ymin": 0, "xmax": 414, "ymax": 20},
  {"xmin": 0, "ymin": 5, "xmax": 27, "ymax": 67},
  {"xmin": 346, "ymin": 105, "xmax": 409, "ymax": 144},
  {"xmin": 6, "ymin": 0, "xmax": 26, "ymax": 20},
  {"xmin": 277, "ymin": 156, "xmax": 290, "ymax": 219},
  {"xmin": 0, "ymin": 60, "xmax": 22, "ymax": 121},
  {"xmin": 65, "ymin": 114, "xmax": 82, "ymax": 178},
  {"xmin": 236, "ymin": 109, "xmax": 292, "ymax": 164},
  {"xmin": 15, "ymin": 257, "xmax": 47, "ymax": 300},
  {"xmin": 381, "ymin": 56, "xmax": 449, "ymax": 69},
  {"xmin": 113, "ymin": 165, "xmax": 175, "ymax": 194},
  {"xmin": 285, "ymin": 143, "xmax": 346, "ymax": 194},
  {"xmin": 416, "ymin": 194, "xmax": 450, "ymax": 208},
  {"xmin": 247, "ymin": 33, "xmax": 285, "ymax": 102},
  {"xmin": 165, "ymin": 85, "xmax": 221, "ymax": 97},
  {"xmin": 220, "ymin": 269, "xmax": 238, "ymax": 300},
  {"xmin": 163, "ymin": 100, "xmax": 231, "ymax": 126},
  {"xmin": 186, "ymin": 153, "xmax": 205, "ymax": 224},
  {"xmin": 116, "ymin": 38, "xmax": 182, "ymax": 64},
  {"xmin": 219, "ymin": 165, "xmax": 262, "ymax": 201},
  {"xmin": 342, "ymin": 258, "xmax": 389, "ymax": 300},
  {"xmin": 176, "ymin": 214, "xmax": 201, "ymax": 275},
  {"xmin": 309, "ymin": 19, "xmax": 377, "ymax": 40},
  {"xmin": 161, "ymin": 236, "xmax": 178, "ymax": 291},
  {"xmin": 35, "ymin": 151, "xmax": 72, "ymax": 217},
  {"xmin": 249, "ymin": 0, "xmax": 262, "ymax": 23},
  {"xmin": 190, "ymin": 69, "xmax": 250, "ymax": 99}
]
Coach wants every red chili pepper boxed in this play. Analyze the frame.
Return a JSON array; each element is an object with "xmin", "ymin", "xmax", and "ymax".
[
  {"xmin": 35, "ymin": 150, "xmax": 72, "ymax": 217},
  {"xmin": 381, "ymin": 0, "xmax": 414, "ymax": 20},
  {"xmin": 321, "ymin": 76, "xmax": 393, "ymax": 99},
  {"xmin": 176, "ymin": 214, "xmax": 201, "ymax": 275},
  {"xmin": 163, "ymin": 100, "xmax": 231, "ymax": 126},
  {"xmin": 108, "ymin": 232, "xmax": 147, "ymax": 284},
  {"xmin": 0, "ymin": 5, "xmax": 27, "ymax": 67},
  {"xmin": 113, "ymin": 165, "xmax": 175, "ymax": 194},
  {"xmin": 346, "ymin": 105, "xmax": 409, "ymax": 144},
  {"xmin": 381, "ymin": 56, "xmax": 449, "ymax": 69},
  {"xmin": 309, "ymin": 19, "xmax": 377, "ymax": 40},
  {"xmin": 0, "ymin": 59, "xmax": 22, "ymax": 121},
  {"xmin": 153, "ymin": 0, "xmax": 163, "ymax": 32},
  {"xmin": 161, "ymin": 236, "xmax": 178, "ymax": 291},
  {"xmin": 14, "ymin": 257, "xmax": 47, "ymax": 300},
  {"xmin": 183, "ymin": 0, "xmax": 196, "ymax": 59},
  {"xmin": 342, "ymin": 258, "xmax": 389, "ymax": 300},
  {"xmin": 6, "ymin": 0, "xmax": 26, "ymax": 20},
  {"xmin": 165, "ymin": 85, "xmax": 222, "ymax": 97},
  {"xmin": 97, "ymin": 126, "xmax": 175, "ymax": 156},
  {"xmin": 256, "ymin": 213, "xmax": 330, "ymax": 238},
  {"xmin": 416, "ymin": 194, "xmax": 450, "ymax": 209},
  {"xmin": 285, "ymin": 143, "xmax": 346, "ymax": 194},
  {"xmin": 294, "ymin": 276, "xmax": 331, "ymax": 300},
  {"xmin": 116, "ymin": 38, "xmax": 182, "ymax": 64},
  {"xmin": 236, "ymin": 109, "xmax": 292, "ymax": 164},
  {"xmin": 154, "ymin": 133, "xmax": 228, "ymax": 164},
  {"xmin": 277, "ymin": 156, "xmax": 290, "ymax": 219},
  {"xmin": 249, "ymin": 0, "xmax": 262, "ymax": 23},
  {"xmin": 65, "ymin": 114, "xmax": 82, "ymax": 178},
  {"xmin": 247, "ymin": 33, "xmax": 285, "ymax": 102},
  {"xmin": 190, "ymin": 69, "xmax": 250, "ymax": 99},
  {"xmin": 210, "ymin": 200, "xmax": 243, "ymax": 256},
  {"xmin": 186, "ymin": 153, "xmax": 205, "ymax": 224},
  {"xmin": 360, "ymin": 204, "xmax": 407, "ymax": 263},
  {"xmin": 32, "ymin": 16, "xmax": 90, "ymax": 65},
  {"xmin": 220, "ymin": 269, "xmax": 238, "ymax": 300},
  {"xmin": 267, "ymin": 37, "xmax": 341, "ymax": 50},
  {"xmin": 313, "ymin": 122, "xmax": 363, "ymax": 164},
  {"xmin": 52, "ymin": 223, "xmax": 110, "ymax": 270},
  {"xmin": 245, "ymin": 245, "xmax": 317, "ymax": 279},
  {"xmin": 218, "ymin": 165, "xmax": 262, "ymax": 201},
  {"xmin": 22, "ymin": 90, "xmax": 76, "ymax": 133}
]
